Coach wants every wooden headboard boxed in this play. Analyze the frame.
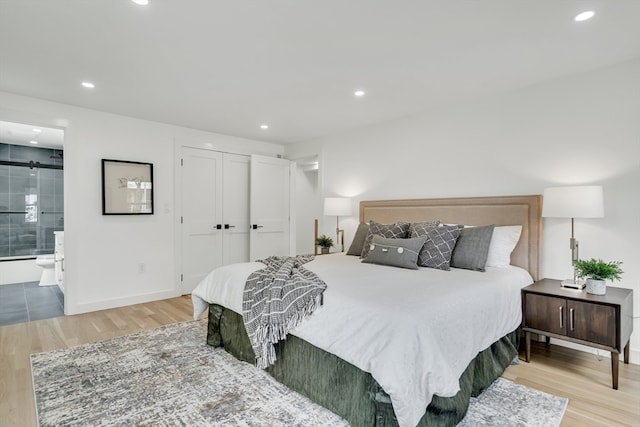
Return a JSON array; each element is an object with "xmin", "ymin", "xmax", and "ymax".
[{"xmin": 359, "ymin": 195, "xmax": 542, "ymax": 280}]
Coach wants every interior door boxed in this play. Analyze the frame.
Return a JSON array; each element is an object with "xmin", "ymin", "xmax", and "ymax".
[
  {"xmin": 250, "ymin": 154, "xmax": 291, "ymax": 260},
  {"xmin": 222, "ymin": 153, "xmax": 250, "ymax": 265},
  {"xmin": 181, "ymin": 147, "xmax": 223, "ymax": 294}
]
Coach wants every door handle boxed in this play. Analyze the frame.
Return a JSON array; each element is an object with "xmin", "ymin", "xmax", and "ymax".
[
  {"xmin": 252, "ymin": 224, "xmax": 264, "ymax": 230},
  {"xmin": 216, "ymin": 224, "xmax": 222, "ymax": 230},
  {"xmin": 569, "ymin": 308, "xmax": 575, "ymax": 331},
  {"xmin": 559, "ymin": 306, "xmax": 564, "ymax": 329},
  {"xmin": 224, "ymin": 224, "xmax": 236, "ymax": 229}
]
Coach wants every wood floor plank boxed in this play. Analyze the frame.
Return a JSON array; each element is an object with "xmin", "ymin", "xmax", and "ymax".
[
  {"xmin": 1, "ymin": 295, "xmax": 638, "ymax": 427},
  {"xmin": 506, "ymin": 341, "xmax": 640, "ymax": 427}
]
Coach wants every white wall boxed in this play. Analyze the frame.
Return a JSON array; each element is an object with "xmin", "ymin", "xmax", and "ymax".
[
  {"xmin": 0, "ymin": 91, "xmax": 283, "ymax": 315},
  {"xmin": 286, "ymin": 58, "xmax": 640, "ymax": 363}
]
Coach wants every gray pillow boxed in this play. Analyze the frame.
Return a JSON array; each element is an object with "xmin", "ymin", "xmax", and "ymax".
[
  {"xmin": 410, "ymin": 224, "xmax": 463, "ymax": 270},
  {"xmin": 362, "ymin": 235, "xmax": 427, "ymax": 270},
  {"xmin": 346, "ymin": 222, "xmax": 370, "ymax": 256},
  {"xmin": 451, "ymin": 225, "xmax": 495, "ymax": 271},
  {"xmin": 360, "ymin": 221, "xmax": 411, "ymax": 259},
  {"xmin": 407, "ymin": 220, "xmax": 441, "ymax": 237}
]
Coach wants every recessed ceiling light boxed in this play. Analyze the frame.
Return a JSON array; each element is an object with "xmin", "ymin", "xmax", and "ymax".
[
  {"xmin": 354, "ymin": 90, "xmax": 365, "ymax": 97},
  {"xmin": 132, "ymin": 0, "xmax": 149, "ymax": 5},
  {"xmin": 260, "ymin": 124, "xmax": 269, "ymax": 130},
  {"xmin": 574, "ymin": 11, "xmax": 595, "ymax": 22},
  {"xmin": 33, "ymin": 128, "xmax": 42, "ymax": 133},
  {"xmin": 29, "ymin": 140, "xmax": 38, "ymax": 145},
  {"xmin": 81, "ymin": 81, "xmax": 95, "ymax": 89}
]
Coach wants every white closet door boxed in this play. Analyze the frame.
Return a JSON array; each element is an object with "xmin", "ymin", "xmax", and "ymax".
[
  {"xmin": 222, "ymin": 153, "xmax": 250, "ymax": 265},
  {"xmin": 250, "ymin": 154, "xmax": 291, "ymax": 261},
  {"xmin": 181, "ymin": 147, "xmax": 223, "ymax": 294}
]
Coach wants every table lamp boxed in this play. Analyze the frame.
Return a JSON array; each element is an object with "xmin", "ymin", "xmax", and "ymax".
[
  {"xmin": 323, "ymin": 197, "xmax": 352, "ymax": 252},
  {"xmin": 542, "ymin": 185, "xmax": 604, "ymax": 288}
]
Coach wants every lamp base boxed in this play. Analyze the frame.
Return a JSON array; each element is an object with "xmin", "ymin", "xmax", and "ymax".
[{"xmin": 560, "ymin": 279, "xmax": 585, "ymax": 290}]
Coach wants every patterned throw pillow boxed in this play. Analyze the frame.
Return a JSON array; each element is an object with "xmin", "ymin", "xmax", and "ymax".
[
  {"xmin": 408, "ymin": 221, "xmax": 442, "ymax": 237},
  {"xmin": 410, "ymin": 224, "xmax": 464, "ymax": 270},
  {"xmin": 360, "ymin": 221, "xmax": 412, "ymax": 259}
]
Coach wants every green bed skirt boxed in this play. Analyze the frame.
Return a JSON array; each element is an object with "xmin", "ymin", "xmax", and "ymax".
[{"xmin": 207, "ymin": 304, "xmax": 519, "ymax": 427}]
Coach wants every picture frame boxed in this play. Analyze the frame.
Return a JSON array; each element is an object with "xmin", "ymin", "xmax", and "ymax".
[{"xmin": 101, "ymin": 159, "xmax": 154, "ymax": 215}]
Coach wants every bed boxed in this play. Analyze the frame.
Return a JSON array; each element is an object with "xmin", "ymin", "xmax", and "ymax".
[{"xmin": 192, "ymin": 195, "xmax": 542, "ymax": 427}]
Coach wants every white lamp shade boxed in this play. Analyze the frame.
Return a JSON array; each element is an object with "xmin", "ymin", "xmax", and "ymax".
[
  {"xmin": 542, "ymin": 186, "xmax": 604, "ymax": 218},
  {"xmin": 324, "ymin": 197, "xmax": 352, "ymax": 216}
]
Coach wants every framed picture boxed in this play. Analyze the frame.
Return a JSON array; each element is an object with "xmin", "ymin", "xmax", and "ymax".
[{"xmin": 101, "ymin": 159, "xmax": 154, "ymax": 215}]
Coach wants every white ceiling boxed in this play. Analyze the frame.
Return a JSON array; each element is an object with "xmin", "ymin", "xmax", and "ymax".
[
  {"xmin": 0, "ymin": 121, "xmax": 64, "ymax": 149},
  {"xmin": 1, "ymin": 1, "xmax": 639, "ymax": 145}
]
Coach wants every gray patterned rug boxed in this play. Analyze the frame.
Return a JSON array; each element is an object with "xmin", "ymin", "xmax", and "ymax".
[
  {"xmin": 458, "ymin": 378, "xmax": 567, "ymax": 427},
  {"xmin": 31, "ymin": 319, "xmax": 567, "ymax": 426}
]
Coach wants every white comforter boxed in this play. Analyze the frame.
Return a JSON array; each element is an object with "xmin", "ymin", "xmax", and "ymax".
[{"xmin": 192, "ymin": 253, "xmax": 533, "ymax": 427}]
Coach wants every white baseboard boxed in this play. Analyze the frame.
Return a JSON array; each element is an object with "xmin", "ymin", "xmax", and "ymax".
[{"xmin": 68, "ymin": 289, "xmax": 181, "ymax": 315}]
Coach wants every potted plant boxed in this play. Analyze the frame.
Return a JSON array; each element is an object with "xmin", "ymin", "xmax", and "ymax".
[
  {"xmin": 573, "ymin": 258, "xmax": 623, "ymax": 295},
  {"xmin": 316, "ymin": 234, "xmax": 334, "ymax": 255}
]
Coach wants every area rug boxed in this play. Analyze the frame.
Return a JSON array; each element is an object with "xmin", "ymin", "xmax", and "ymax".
[
  {"xmin": 31, "ymin": 319, "xmax": 567, "ymax": 426},
  {"xmin": 458, "ymin": 377, "xmax": 568, "ymax": 427}
]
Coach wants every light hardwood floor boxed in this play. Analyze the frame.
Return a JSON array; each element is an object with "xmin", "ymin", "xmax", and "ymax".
[
  {"xmin": 506, "ymin": 341, "xmax": 640, "ymax": 427},
  {"xmin": 1, "ymin": 295, "xmax": 638, "ymax": 426}
]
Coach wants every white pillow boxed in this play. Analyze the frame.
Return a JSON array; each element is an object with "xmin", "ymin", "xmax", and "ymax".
[{"xmin": 485, "ymin": 225, "xmax": 522, "ymax": 268}]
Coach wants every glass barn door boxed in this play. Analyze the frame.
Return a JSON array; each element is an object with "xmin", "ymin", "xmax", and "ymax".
[{"xmin": 0, "ymin": 143, "xmax": 64, "ymax": 259}]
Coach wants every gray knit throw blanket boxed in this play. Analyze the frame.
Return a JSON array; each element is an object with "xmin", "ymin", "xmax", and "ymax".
[{"xmin": 242, "ymin": 255, "xmax": 326, "ymax": 369}]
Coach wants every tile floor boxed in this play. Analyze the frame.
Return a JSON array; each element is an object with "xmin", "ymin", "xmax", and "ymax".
[{"xmin": 0, "ymin": 281, "xmax": 64, "ymax": 326}]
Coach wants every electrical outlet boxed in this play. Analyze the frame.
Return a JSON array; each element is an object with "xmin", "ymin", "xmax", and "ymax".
[{"xmin": 138, "ymin": 263, "xmax": 146, "ymax": 274}]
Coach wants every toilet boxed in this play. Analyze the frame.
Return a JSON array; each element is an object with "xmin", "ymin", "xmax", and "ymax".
[{"xmin": 35, "ymin": 254, "xmax": 56, "ymax": 286}]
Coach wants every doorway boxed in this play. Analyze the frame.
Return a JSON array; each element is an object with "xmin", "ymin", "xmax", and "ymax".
[
  {"xmin": 0, "ymin": 120, "xmax": 65, "ymax": 325},
  {"xmin": 292, "ymin": 155, "xmax": 321, "ymax": 255}
]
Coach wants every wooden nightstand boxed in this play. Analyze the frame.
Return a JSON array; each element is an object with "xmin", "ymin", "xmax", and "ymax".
[{"xmin": 522, "ymin": 278, "xmax": 633, "ymax": 389}]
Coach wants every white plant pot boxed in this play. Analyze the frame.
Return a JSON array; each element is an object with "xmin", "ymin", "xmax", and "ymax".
[{"xmin": 586, "ymin": 278, "xmax": 606, "ymax": 295}]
